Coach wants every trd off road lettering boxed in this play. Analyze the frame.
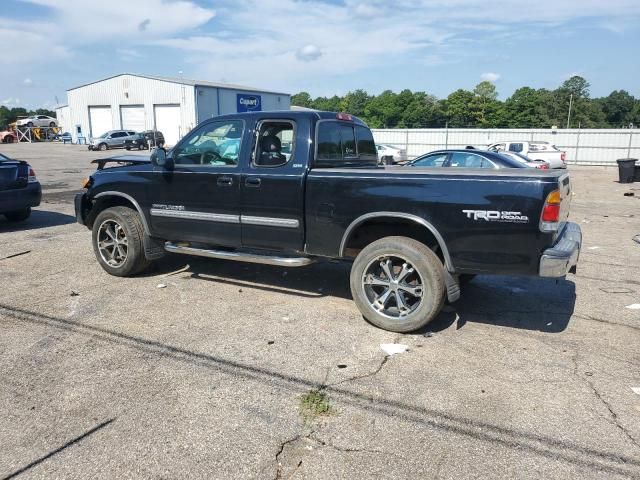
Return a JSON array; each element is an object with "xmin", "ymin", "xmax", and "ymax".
[{"xmin": 462, "ymin": 209, "xmax": 529, "ymax": 223}]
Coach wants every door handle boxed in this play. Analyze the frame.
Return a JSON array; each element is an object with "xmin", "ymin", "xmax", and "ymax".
[
  {"xmin": 217, "ymin": 176, "xmax": 233, "ymax": 186},
  {"xmin": 245, "ymin": 177, "xmax": 261, "ymax": 187}
]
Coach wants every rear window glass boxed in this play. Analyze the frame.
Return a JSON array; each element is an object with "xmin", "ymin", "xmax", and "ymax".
[
  {"xmin": 316, "ymin": 121, "xmax": 378, "ymax": 168},
  {"xmin": 356, "ymin": 126, "xmax": 377, "ymax": 158}
]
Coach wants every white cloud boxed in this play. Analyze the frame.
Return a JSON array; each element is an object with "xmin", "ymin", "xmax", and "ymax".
[
  {"xmin": 1, "ymin": 97, "xmax": 21, "ymax": 106},
  {"xmin": 480, "ymin": 72, "xmax": 500, "ymax": 82},
  {"xmin": 296, "ymin": 45, "xmax": 322, "ymax": 62},
  {"xmin": 23, "ymin": 78, "xmax": 33, "ymax": 86},
  {"xmin": 20, "ymin": 0, "xmax": 215, "ymax": 40}
]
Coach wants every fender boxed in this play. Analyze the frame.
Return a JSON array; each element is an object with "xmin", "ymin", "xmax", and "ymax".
[
  {"xmin": 93, "ymin": 191, "xmax": 151, "ymax": 235},
  {"xmin": 339, "ymin": 211, "xmax": 454, "ymax": 272}
]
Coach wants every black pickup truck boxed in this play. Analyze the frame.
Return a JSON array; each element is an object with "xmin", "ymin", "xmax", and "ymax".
[{"xmin": 75, "ymin": 111, "xmax": 581, "ymax": 332}]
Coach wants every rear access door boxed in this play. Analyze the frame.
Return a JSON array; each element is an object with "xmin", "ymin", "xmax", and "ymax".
[{"xmin": 240, "ymin": 118, "xmax": 306, "ymax": 252}]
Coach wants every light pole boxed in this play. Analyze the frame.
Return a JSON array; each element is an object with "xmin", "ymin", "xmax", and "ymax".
[{"xmin": 566, "ymin": 93, "xmax": 573, "ymax": 129}]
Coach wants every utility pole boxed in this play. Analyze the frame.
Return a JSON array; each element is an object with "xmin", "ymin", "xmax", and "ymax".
[{"xmin": 566, "ymin": 93, "xmax": 573, "ymax": 129}]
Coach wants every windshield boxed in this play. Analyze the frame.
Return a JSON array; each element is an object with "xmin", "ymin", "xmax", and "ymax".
[{"xmin": 99, "ymin": 132, "xmax": 109, "ymax": 139}]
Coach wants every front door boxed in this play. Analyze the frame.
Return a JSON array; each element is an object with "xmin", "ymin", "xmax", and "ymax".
[
  {"xmin": 240, "ymin": 119, "xmax": 305, "ymax": 252},
  {"xmin": 149, "ymin": 119, "xmax": 245, "ymax": 246}
]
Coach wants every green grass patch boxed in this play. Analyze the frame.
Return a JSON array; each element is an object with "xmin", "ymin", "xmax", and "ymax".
[{"xmin": 299, "ymin": 389, "xmax": 332, "ymax": 422}]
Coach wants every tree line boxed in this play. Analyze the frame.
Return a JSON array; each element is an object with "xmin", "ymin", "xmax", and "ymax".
[
  {"xmin": 291, "ymin": 76, "xmax": 640, "ymax": 129},
  {"xmin": 0, "ymin": 107, "xmax": 57, "ymax": 130}
]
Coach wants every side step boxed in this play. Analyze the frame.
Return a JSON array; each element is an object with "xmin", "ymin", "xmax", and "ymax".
[{"xmin": 164, "ymin": 242, "xmax": 316, "ymax": 267}]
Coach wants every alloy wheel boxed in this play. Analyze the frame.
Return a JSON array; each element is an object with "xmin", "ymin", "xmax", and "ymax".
[
  {"xmin": 97, "ymin": 219, "xmax": 128, "ymax": 267},
  {"xmin": 362, "ymin": 255, "xmax": 424, "ymax": 319}
]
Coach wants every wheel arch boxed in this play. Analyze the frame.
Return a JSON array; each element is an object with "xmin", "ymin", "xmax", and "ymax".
[
  {"xmin": 339, "ymin": 212, "xmax": 454, "ymax": 272},
  {"xmin": 89, "ymin": 191, "xmax": 150, "ymax": 234}
]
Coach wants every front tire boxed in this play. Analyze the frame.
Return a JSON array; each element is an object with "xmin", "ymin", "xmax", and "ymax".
[
  {"xmin": 92, "ymin": 206, "xmax": 151, "ymax": 276},
  {"xmin": 350, "ymin": 236, "xmax": 446, "ymax": 332},
  {"xmin": 98, "ymin": 143, "xmax": 108, "ymax": 151},
  {"xmin": 4, "ymin": 208, "xmax": 31, "ymax": 222}
]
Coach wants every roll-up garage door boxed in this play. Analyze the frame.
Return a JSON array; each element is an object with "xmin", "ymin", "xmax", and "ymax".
[
  {"xmin": 153, "ymin": 104, "xmax": 180, "ymax": 147},
  {"xmin": 88, "ymin": 106, "xmax": 113, "ymax": 138},
  {"xmin": 120, "ymin": 105, "xmax": 145, "ymax": 132}
]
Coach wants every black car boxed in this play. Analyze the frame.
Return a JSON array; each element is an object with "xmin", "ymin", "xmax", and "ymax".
[
  {"xmin": 124, "ymin": 130, "xmax": 165, "ymax": 150},
  {"xmin": 0, "ymin": 153, "xmax": 41, "ymax": 221},
  {"xmin": 405, "ymin": 149, "xmax": 527, "ymax": 169}
]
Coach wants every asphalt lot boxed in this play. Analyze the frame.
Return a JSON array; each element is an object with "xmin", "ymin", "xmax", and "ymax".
[{"xmin": 1, "ymin": 143, "xmax": 639, "ymax": 479}]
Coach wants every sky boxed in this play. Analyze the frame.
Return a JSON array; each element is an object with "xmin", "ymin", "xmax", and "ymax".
[{"xmin": 2, "ymin": 0, "xmax": 640, "ymax": 110}]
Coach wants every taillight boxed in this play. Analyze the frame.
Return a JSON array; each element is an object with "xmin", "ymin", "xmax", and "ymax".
[
  {"xmin": 537, "ymin": 164, "xmax": 549, "ymax": 169},
  {"xmin": 28, "ymin": 167, "xmax": 37, "ymax": 183},
  {"xmin": 540, "ymin": 189, "xmax": 561, "ymax": 231}
]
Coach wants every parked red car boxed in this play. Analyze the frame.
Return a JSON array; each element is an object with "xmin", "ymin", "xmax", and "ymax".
[{"xmin": 0, "ymin": 130, "xmax": 17, "ymax": 143}]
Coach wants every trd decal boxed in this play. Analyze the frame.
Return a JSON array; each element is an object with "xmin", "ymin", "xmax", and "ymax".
[{"xmin": 462, "ymin": 209, "xmax": 529, "ymax": 223}]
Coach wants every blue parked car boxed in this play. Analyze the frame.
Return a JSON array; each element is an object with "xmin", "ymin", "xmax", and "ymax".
[{"xmin": 0, "ymin": 152, "xmax": 41, "ymax": 221}]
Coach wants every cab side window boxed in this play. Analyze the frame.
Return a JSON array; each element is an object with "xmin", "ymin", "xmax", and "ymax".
[
  {"xmin": 173, "ymin": 120, "xmax": 243, "ymax": 166},
  {"xmin": 254, "ymin": 121, "xmax": 294, "ymax": 167},
  {"xmin": 509, "ymin": 143, "xmax": 523, "ymax": 153}
]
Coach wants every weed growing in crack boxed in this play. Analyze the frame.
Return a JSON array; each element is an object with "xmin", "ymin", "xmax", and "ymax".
[{"xmin": 299, "ymin": 389, "xmax": 332, "ymax": 423}]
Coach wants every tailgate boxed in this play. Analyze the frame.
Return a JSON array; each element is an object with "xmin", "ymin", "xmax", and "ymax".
[
  {"xmin": 558, "ymin": 173, "xmax": 572, "ymax": 224},
  {"xmin": 0, "ymin": 161, "xmax": 28, "ymax": 191}
]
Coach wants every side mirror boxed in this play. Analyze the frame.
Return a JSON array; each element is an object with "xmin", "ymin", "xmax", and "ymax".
[{"xmin": 150, "ymin": 147, "xmax": 173, "ymax": 169}]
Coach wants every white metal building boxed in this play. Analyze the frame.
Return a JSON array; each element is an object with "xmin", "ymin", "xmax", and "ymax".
[{"xmin": 57, "ymin": 74, "xmax": 290, "ymax": 146}]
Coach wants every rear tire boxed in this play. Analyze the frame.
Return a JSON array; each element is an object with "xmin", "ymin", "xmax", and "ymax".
[
  {"xmin": 350, "ymin": 236, "xmax": 446, "ymax": 332},
  {"xmin": 4, "ymin": 208, "xmax": 31, "ymax": 222},
  {"xmin": 49, "ymin": 122, "xmax": 56, "ymax": 127},
  {"xmin": 92, "ymin": 206, "xmax": 151, "ymax": 276}
]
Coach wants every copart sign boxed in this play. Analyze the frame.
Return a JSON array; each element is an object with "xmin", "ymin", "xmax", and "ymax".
[
  {"xmin": 237, "ymin": 94, "xmax": 262, "ymax": 112},
  {"xmin": 462, "ymin": 209, "xmax": 529, "ymax": 223}
]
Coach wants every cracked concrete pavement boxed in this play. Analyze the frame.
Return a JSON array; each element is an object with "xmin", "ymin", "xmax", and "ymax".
[{"xmin": 0, "ymin": 144, "xmax": 639, "ymax": 479}]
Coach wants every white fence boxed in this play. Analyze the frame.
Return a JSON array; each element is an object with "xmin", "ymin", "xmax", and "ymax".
[{"xmin": 371, "ymin": 128, "xmax": 640, "ymax": 165}]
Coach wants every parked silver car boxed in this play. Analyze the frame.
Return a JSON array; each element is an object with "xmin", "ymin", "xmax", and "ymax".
[
  {"xmin": 88, "ymin": 130, "xmax": 138, "ymax": 151},
  {"xmin": 16, "ymin": 115, "xmax": 58, "ymax": 128}
]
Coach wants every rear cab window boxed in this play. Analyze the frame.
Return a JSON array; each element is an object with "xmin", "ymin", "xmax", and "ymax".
[{"xmin": 315, "ymin": 121, "xmax": 378, "ymax": 168}]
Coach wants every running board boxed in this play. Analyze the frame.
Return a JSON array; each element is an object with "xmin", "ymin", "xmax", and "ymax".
[{"xmin": 164, "ymin": 242, "xmax": 316, "ymax": 267}]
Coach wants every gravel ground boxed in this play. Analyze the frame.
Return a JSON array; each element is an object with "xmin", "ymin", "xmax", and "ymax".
[{"xmin": 0, "ymin": 143, "xmax": 639, "ymax": 479}]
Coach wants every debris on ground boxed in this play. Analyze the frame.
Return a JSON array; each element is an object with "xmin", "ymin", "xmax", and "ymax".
[
  {"xmin": 380, "ymin": 343, "xmax": 409, "ymax": 356},
  {"xmin": 631, "ymin": 387, "xmax": 640, "ymax": 396},
  {"xmin": 633, "ymin": 235, "xmax": 640, "ymax": 244},
  {"xmin": 161, "ymin": 264, "xmax": 190, "ymax": 277},
  {"xmin": 70, "ymin": 291, "xmax": 80, "ymax": 297},
  {"xmin": 600, "ymin": 287, "xmax": 634, "ymax": 294},
  {"xmin": 625, "ymin": 304, "xmax": 640, "ymax": 310},
  {"xmin": 337, "ymin": 364, "xmax": 347, "ymax": 369},
  {"xmin": 1, "ymin": 250, "xmax": 31, "ymax": 260},
  {"xmin": 156, "ymin": 283, "xmax": 167, "ymax": 289},
  {"xmin": 587, "ymin": 246, "xmax": 600, "ymax": 250},
  {"xmin": 623, "ymin": 192, "xmax": 635, "ymax": 197},
  {"xmin": 423, "ymin": 332, "xmax": 434, "ymax": 338}
]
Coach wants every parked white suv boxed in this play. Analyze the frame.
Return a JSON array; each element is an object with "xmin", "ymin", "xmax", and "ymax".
[{"xmin": 488, "ymin": 141, "xmax": 566, "ymax": 169}]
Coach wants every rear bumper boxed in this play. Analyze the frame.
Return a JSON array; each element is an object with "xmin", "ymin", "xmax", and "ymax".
[
  {"xmin": 0, "ymin": 182, "xmax": 41, "ymax": 213},
  {"xmin": 539, "ymin": 222, "xmax": 582, "ymax": 278}
]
